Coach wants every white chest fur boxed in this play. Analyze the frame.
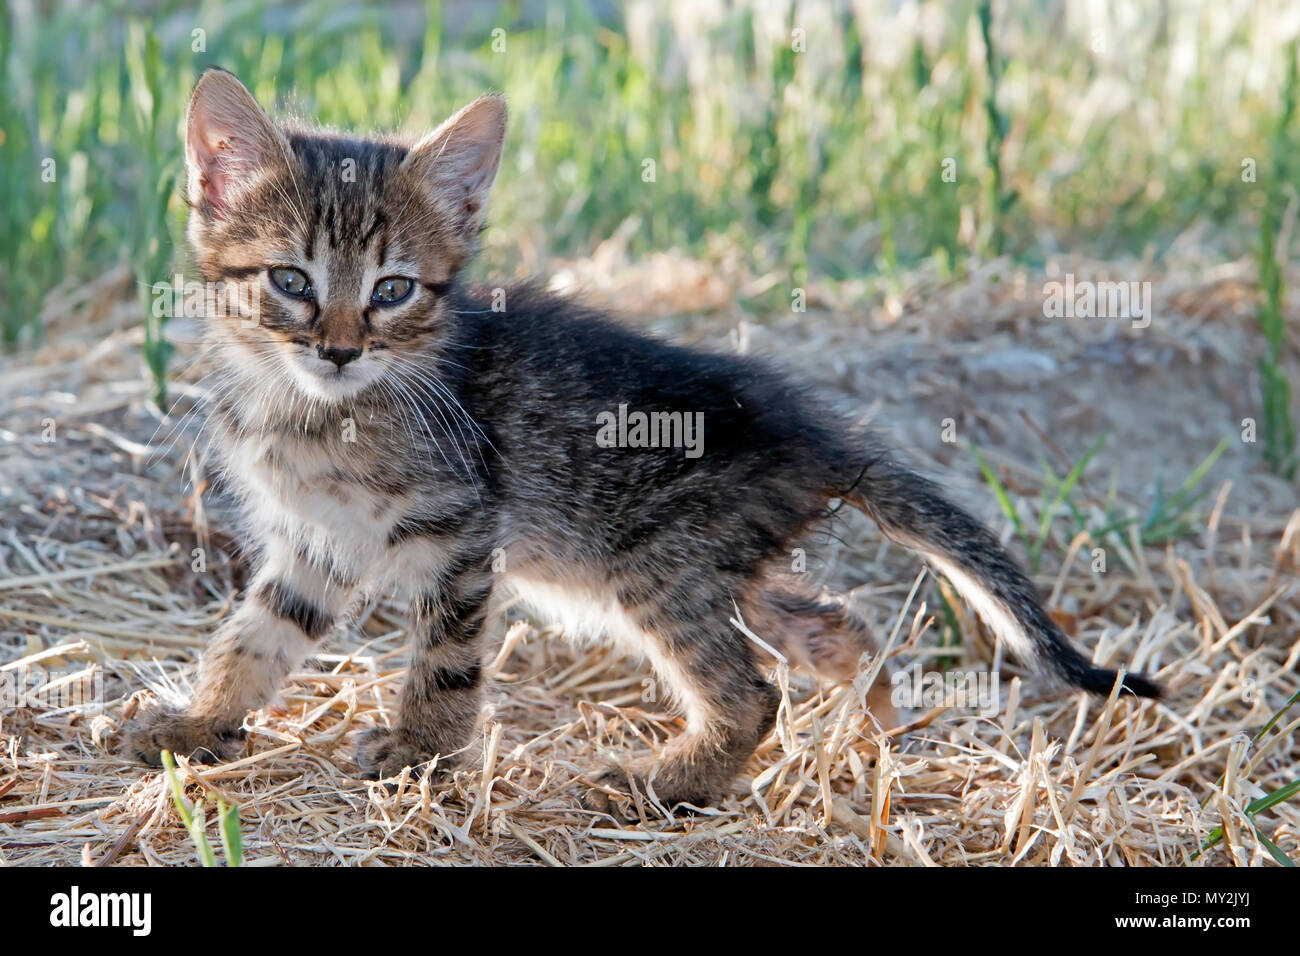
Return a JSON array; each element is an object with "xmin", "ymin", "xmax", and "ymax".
[
  {"xmin": 224, "ymin": 434, "xmax": 456, "ymax": 596},
  {"xmin": 228, "ymin": 436, "xmax": 391, "ymax": 564}
]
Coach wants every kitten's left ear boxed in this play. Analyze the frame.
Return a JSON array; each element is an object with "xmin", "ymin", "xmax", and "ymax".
[{"xmin": 403, "ymin": 94, "xmax": 507, "ymax": 239}]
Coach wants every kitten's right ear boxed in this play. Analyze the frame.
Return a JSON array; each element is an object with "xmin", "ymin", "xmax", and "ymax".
[{"xmin": 185, "ymin": 68, "xmax": 289, "ymax": 220}]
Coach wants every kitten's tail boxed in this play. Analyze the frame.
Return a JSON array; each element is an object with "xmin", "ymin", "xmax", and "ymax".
[{"xmin": 838, "ymin": 444, "xmax": 1161, "ymax": 698}]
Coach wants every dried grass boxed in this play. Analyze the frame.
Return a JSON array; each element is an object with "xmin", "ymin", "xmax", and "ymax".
[{"xmin": 1, "ymin": 254, "xmax": 1297, "ymax": 866}]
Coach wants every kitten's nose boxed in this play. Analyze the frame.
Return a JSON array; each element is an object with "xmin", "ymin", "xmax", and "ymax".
[{"xmin": 319, "ymin": 345, "xmax": 361, "ymax": 369}]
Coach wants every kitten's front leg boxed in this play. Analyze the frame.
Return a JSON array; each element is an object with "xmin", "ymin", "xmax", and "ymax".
[
  {"xmin": 356, "ymin": 550, "xmax": 494, "ymax": 779},
  {"xmin": 126, "ymin": 535, "xmax": 356, "ymax": 765}
]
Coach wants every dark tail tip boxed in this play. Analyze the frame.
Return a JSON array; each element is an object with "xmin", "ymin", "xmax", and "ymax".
[{"xmin": 1079, "ymin": 666, "xmax": 1163, "ymax": 699}]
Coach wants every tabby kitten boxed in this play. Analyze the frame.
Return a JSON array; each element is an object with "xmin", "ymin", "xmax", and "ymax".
[{"xmin": 126, "ymin": 69, "xmax": 1159, "ymax": 813}]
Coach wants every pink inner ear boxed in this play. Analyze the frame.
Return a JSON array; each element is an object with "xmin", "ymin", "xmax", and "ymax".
[
  {"xmin": 190, "ymin": 124, "xmax": 235, "ymax": 216},
  {"xmin": 200, "ymin": 154, "xmax": 231, "ymax": 216},
  {"xmin": 185, "ymin": 72, "xmax": 286, "ymax": 220},
  {"xmin": 191, "ymin": 123, "xmax": 259, "ymax": 218}
]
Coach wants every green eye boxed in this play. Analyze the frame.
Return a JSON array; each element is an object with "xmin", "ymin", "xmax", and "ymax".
[
  {"xmin": 371, "ymin": 277, "xmax": 413, "ymax": 305},
  {"xmin": 269, "ymin": 267, "xmax": 312, "ymax": 298}
]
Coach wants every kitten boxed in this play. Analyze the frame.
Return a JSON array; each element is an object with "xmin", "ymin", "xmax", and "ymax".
[{"xmin": 126, "ymin": 69, "xmax": 1160, "ymax": 813}]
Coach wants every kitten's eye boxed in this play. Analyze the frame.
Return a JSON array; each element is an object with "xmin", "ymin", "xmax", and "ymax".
[
  {"xmin": 371, "ymin": 277, "xmax": 413, "ymax": 305},
  {"xmin": 269, "ymin": 267, "xmax": 312, "ymax": 299}
]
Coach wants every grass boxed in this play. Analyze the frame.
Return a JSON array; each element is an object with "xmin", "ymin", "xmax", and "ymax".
[
  {"xmin": 972, "ymin": 433, "xmax": 1106, "ymax": 573},
  {"xmin": 5, "ymin": 3, "xmax": 1298, "ymax": 324},
  {"xmin": 124, "ymin": 22, "xmax": 178, "ymax": 408},
  {"xmin": 968, "ymin": 430, "xmax": 1299, "ymax": 865},
  {"xmin": 976, "ymin": 0, "xmax": 1011, "ymax": 258},
  {"xmin": 1256, "ymin": 39, "xmax": 1299, "ymax": 478},
  {"xmin": 1196, "ymin": 689, "xmax": 1300, "ymax": 865},
  {"xmin": 971, "ymin": 435, "xmax": 1230, "ymax": 578},
  {"xmin": 161, "ymin": 750, "xmax": 244, "ymax": 866}
]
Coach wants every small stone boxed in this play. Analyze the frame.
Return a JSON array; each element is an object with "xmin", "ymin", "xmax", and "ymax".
[{"xmin": 967, "ymin": 348, "xmax": 1060, "ymax": 388}]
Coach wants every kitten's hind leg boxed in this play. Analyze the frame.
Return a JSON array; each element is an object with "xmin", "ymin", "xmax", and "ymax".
[
  {"xmin": 747, "ymin": 586, "xmax": 899, "ymax": 730},
  {"xmin": 747, "ymin": 587, "xmax": 873, "ymax": 681},
  {"xmin": 355, "ymin": 550, "xmax": 495, "ymax": 780},
  {"xmin": 581, "ymin": 594, "xmax": 780, "ymax": 818}
]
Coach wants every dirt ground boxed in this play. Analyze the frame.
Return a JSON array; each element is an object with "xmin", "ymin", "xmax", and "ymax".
[{"xmin": 0, "ymin": 252, "xmax": 1297, "ymax": 866}]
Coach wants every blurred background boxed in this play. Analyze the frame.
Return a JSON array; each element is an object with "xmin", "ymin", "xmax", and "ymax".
[
  {"xmin": 8, "ymin": 0, "xmax": 1296, "ymax": 278},
  {"xmin": 1, "ymin": 5, "xmax": 1293, "ymax": 310}
]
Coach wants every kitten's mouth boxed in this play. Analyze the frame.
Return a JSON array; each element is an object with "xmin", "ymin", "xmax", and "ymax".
[{"xmin": 286, "ymin": 350, "xmax": 381, "ymax": 401}]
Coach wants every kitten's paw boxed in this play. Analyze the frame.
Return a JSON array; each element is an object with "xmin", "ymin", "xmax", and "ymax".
[
  {"xmin": 354, "ymin": 727, "xmax": 446, "ymax": 781},
  {"xmin": 124, "ymin": 707, "xmax": 245, "ymax": 766},
  {"xmin": 580, "ymin": 762, "xmax": 715, "ymax": 820},
  {"xmin": 580, "ymin": 769, "xmax": 635, "ymax": 819}
]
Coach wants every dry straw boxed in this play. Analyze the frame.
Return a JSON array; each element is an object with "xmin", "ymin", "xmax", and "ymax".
[{"xmin": 0, "ymin": 254, "xmax": 1296, "ymax": 866}]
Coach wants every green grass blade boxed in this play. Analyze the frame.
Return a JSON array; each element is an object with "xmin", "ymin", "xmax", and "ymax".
[
  {"xmin": 1254, "ymin": 830, "xmax": 1297, "ymax": 867},
  {"xmin": 1253, "ymin": 689, "xmax": 1300, "ymax": 744},
  {"xmin": 971, "ymin": 446, "xmax": 1026, "ymax": 544},
  {"xmin": 161, "ymin": 749, "xmax": 217, "ymax": 867},
  {"xmin": 218, "ymin": 799, "xmax": 244, "ymax": 867},
  {"xmin": 1245, "ymin": 779, "xmax": 1300, "ymax": 817},
  {"xmin": 1031, "ymin": 432, "xmax": 1108, "ymax": 564}
]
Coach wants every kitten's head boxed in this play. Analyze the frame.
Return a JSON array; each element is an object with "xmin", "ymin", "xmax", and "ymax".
[{"xmin": 183, "ymin": 68, "xmax": 505, "ymax": 402}]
